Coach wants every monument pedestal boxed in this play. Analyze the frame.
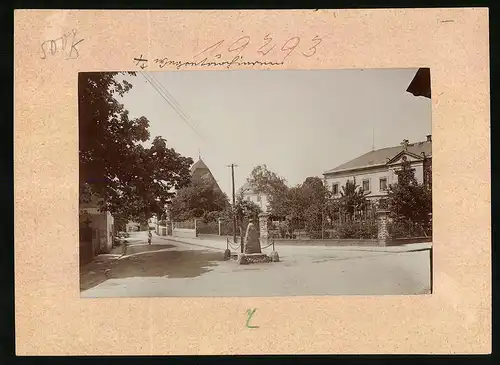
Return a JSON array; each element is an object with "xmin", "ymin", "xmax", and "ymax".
[{"xmin": 237, "ymin": 253, "xmax": 272, "ymax": 265}]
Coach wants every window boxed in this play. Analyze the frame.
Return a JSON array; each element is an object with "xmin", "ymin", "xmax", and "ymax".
[
  {"xmin": 332, "ymin": 183, "xmax": 339, "ymax": 195},
  {"xmin": 362, "ymin": 179, "xmax": 370, "ymax": 192},
  {"xmin": 379, "ymin": 177, "xmax": 388, "ymax": 191}
]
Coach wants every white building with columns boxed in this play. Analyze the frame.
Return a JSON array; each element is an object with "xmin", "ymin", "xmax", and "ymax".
[{"xmin": 323, "ymin": 136, "xmax": 432, "ymax": 203}]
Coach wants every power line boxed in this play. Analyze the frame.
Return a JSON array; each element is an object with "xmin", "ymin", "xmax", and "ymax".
[
  {"xmin": 141, "ymin": 71, "xmax": 202, "ymax": 137},
  {"xmin": 147, "ymin": 73, "xmax": 200, "ymax": 133},
  {"xmin": 140, "ymin": 72, "xmax": 204, "ymax": 139}
]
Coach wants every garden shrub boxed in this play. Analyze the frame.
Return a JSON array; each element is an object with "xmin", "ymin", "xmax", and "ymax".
[{"xmin": 337, "ymin": 220, "xmax": 377, "ymax": 239}]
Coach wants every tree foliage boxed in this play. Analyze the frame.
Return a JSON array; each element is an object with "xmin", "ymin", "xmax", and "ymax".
[
  {"xmin": 234, "ymin": 192, "xmax": 262, "ymax": 223},
  {"xmin": 79, "ymin": 72, "xmax": 193, "ymax": 223},
  {"xmin": 387, "ymin": 158, "xmax": 432, "ymax": 230},
  {"xmin": 169, "ymin": 178, "xmax": 229, "ymax": 222},
  {"xmin": 219, "ymin": 191, "xmax": 262, "ymax": 235},
  {"xmin": 339, "ymin": 178, "xmax": 369, "ymax": 221}
]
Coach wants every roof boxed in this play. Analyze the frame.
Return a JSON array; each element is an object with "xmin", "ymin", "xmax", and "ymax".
[
  {"xmin": 190, "ymin": 158, "xmax": 223, "ymax": 193},
  {"xmin": 190, "ymin": 158, "xmax": 209, "ymax": 173},
  {"xmin": 407, "ymin": 68, "xmax": 431, "ymax": 98},
  {"xmin": 239, "ymin": 181, "xmax": 256, "ymax": 194},
  {"xmin": 324, "ymin": 139, "xmax": 432, "ymax": 175}
]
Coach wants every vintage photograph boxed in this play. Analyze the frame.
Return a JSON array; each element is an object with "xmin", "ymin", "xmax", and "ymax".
[{"xmin": 79, "ymin": 68, "xmax": 433, "ymax": 297}]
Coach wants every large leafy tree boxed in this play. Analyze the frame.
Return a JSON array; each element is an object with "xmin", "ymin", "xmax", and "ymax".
[
  {"xmin": 79, "ymin": 72, "xmax": 193, "ymax": 224},
  {"xmin": 339, "ymin": 178, "xmax": 369, "ymax": 221},
  {"xmin": 169, "ymin": 178, "xmax": 230, "ymax": 221},
  {"xmin": 387, "ymin": 157, "xmax": 432, "ymax": 229},
  {"xmin": 247, "ymin": 164, "xmax": 288, "ymax": 216},
  {"xmin": 269, "ymin": 176, "xmax": 330, "ymax": 235},
  {"xmin": 300, "ymin": 177, "xmax": 330, "ymax": 237},
  {"xmin": 247, "ymin": 164, "xmax": 287, "ymax": 195}
]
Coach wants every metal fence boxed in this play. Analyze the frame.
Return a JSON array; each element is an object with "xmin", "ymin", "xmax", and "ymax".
[{"xmin": 173, "ymin": 220, "xmax": 196, "ymax": 230}]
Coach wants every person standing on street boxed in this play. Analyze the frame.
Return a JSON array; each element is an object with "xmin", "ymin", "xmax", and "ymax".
[{"xmin": 148, "ymin": 230, "xmax": 152, "ymax": 245}]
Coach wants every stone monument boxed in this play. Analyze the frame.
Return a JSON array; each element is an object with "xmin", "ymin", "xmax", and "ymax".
[
  {"xmin": 244, "ymin": 222, "xmax": 261, "ymax": 254},
  {"xmin": 237, "ymin": 222, "xmax": 271, "ymax": 265}
]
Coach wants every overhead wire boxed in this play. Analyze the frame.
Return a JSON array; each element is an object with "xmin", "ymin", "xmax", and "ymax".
[{"xmin": 140, "ymin": 71, "xmax": 204, "ymax": 139}]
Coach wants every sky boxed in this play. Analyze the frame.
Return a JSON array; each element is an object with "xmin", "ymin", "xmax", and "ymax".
[{"xmin": 116, "ymin": 69, "xmax": 431, "ymax": 197}]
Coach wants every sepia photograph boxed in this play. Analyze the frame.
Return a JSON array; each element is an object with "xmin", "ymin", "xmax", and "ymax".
[{"xmin": 79, "ymin": 68, "xmax": 433, "ymax": 298}]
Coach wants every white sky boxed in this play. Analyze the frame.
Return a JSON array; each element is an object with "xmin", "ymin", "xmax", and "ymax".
[{"xmin": 116, "ymin": 68, "xmax": 431, "ymax": 197}]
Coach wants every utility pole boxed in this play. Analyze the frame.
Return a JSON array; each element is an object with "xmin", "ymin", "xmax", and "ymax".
[{"xmin": 227, "ymin": 164, "xmax": 239, "ymax": 249}]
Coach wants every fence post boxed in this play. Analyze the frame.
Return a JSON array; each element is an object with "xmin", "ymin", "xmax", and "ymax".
[{"xmin": 375, "ymin": 209, "xmax": 390, "ymax": 247}]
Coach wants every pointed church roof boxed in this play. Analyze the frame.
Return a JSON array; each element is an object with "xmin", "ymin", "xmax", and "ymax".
[
  {"xmin": 190, "ymin": 158, "xmax": 209, "ymax": 173},
  {"xmin": 190, "ymin": 158, "xmax": 223, "ymax": 193}
]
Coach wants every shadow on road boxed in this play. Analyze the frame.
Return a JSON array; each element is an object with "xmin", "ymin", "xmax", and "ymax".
[{"xmin": 80, "ymin": 247, "xmax": 223, "ymax": 292}]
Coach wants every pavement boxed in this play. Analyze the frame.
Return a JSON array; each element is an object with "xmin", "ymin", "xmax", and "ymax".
[
  {"xmin": 157, "ymin": 233, "xmax": 432, "ymax": 253},
  {"xmin": 80, "ymin": 231, "xmax": 432, "ymax": 298}
]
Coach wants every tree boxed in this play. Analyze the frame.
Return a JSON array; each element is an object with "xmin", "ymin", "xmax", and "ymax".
[
  {"xmin": 387, "ymin": 158, "xmax": 432, "ymax": 232},
  {"xmin": 247, "ymin": 165, "xmax": 289, "ymax": 216},
  {"xmin": 300, "ymin": 177, "xmax": 330, "ymax": 237},
  {"xmin": 247, "ymin": 164, "xmax": 288, "ymax": 196},
  {"xmin": 220, "ymin": 191, "xmax": 261, "ymax": 225},
  {"xmin": 339, "ymin": 178, "xmax": 369, "ymax": 221},
  {"xmin": 79, "ymin": 72, "xmax": 193, "ymax": 223},
  {"xmin": 269, "ymin": 176, "xmax": 331, "ymax": 236},
  {"xmin": 169, "ymin": 178, "xmax": 230, "ymax": 222}
]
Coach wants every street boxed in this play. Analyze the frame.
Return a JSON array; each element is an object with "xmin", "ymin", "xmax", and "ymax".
[{"xmin": 80, "ymin": 231, "xmax": 431, "ymax": 297}]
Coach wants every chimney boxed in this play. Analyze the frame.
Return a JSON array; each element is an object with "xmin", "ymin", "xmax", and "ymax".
[{"xmin": 426, "ymin": 134, "xmax": 432, "ymax": 142}]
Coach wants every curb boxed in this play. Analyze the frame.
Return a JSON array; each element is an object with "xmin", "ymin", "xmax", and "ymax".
[
  {"xmin": 156, "ymin": 236, "xmax": 223, "ymax": 251},
  {"xmin": 155, "ymin": 236, "xmax": 431, "ymax": 254}
]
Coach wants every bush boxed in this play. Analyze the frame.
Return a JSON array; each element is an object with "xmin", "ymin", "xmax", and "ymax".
[
  {"xmin": 387, "ymin": 219, "xmax": 431, "ymax": 238},
  {"xmin": 197, "ymin": 221, "xmax": 219, "ymax": 234},
  {"xmin": 337, "ymin": 220, "xmax": 377, "ymax": 239},
  {"xmin": 307, "ymin": 230, "xmax": 331, "ymax": 239}
]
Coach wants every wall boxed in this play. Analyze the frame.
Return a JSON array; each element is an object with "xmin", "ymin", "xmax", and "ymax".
[
  {"xmin": 80, "ymin": 208, "xmax": 113, "ymax": 255},
  {"xmin": 172, "ymin": 228, "xmax": 198, "ymax": 238},
  {"xmin": 273, "ymin": 238, "xmax": 381, "ymax": 246},
  {"xmin": 106, "ymin": 212, "xmax": 114, "ymax": 253},
  {"xmin": 273, "ymin": 237, "xmax": 431, "ymax": 247},
  {"xmin": 156, "ymin": 225, "xmax": 167, "ymax": 236},
  {"xmin": 89, "ymin": 213, "xmax": 112, "ymax": 254},
  {"xmin": 242, "ymin": 191, "xmax": 269, "ymax": 211}
]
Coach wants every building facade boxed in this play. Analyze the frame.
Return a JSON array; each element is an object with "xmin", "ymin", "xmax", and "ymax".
[
  {"xmin": 323, "ymin": 136, "xmax": 432, "ymax": 203},
  {"xmin": 79, "ymin": 194, "xmax": 114, "ymax": 264},
  {"xmin": 239, "ymin": 181, "xmax": 269, "ymax": 212}
]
